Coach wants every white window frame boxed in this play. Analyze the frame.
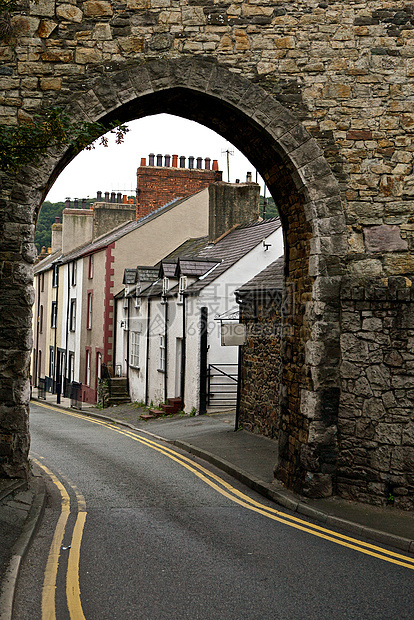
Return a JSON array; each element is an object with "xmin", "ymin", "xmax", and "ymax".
[
  {"xmin": 52, "ymin": 264, "xmax": 59, "ymax": 288},
  {"xmin": 71, "ymin": 261, "xmax": 77, "ymax": 286},
  {"xmin": 51, "ymin": 301, "xmax": 57, "ymax": 328},
  {"xmin": 130, "ymin": 332, "xmax": 140, "ymax": 368},
  {"xmin": 87, "ymin": 293, "xmax": 92, "ymax": 329},
  {"xmin": 159, "ymin": 335, "xmax": 166, "ymax": 372},
  {"xmin": 69, "ymin": 299, "xmax": 76, "ymax": 331},
  {"xmin": 86, "ymin": 349, "xmax": 91, "ymax": 386},
  {"xmin": 88, "ymin": 254, "xmax": 94, "ymax": 279},
  {"xmin": 178, "ymin": 275, "xmax": 187, "ymax": 304}
]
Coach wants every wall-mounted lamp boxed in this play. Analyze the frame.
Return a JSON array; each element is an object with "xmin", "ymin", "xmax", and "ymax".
[{"xmin": 262, "ymin": 239, "xmax": 271, "ymax": 251}]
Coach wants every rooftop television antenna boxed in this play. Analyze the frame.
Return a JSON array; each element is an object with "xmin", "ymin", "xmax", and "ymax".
[{"xmin": 221, "ymin": 148, "xmax": 234, "ymax": 182}]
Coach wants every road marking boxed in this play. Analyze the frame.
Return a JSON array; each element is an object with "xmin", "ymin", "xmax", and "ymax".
[
  {"xmin": 32, "ymin": 459, "xmax": 70, "ymax": 620},
  {"xmin": 33, "ymin": 403, "xmax": 414, "ymax": 571},
  {"xmin": 32, "ymin": 456, "xmax": 86, "ymax": 620}
]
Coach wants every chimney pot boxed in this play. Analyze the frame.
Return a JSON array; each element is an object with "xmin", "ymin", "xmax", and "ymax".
[
  {"xmin": 188, "ymin": 156, "xmax": 194, "ymax": 169},
  {"xmin": 205, "ymin": 158, "xmax": 211, "ymax": 170},
  {"xmin": 164, "ymin": 154, "xmax": 171, "ymax": 167},
  {"xmin": 140, "ymin": 157, "xmax": 146, "ymax": 166},
  {"xmin": 196, "ymin": 157, "xmax": 202, "ymax": 169},
  {"xmin": 172, "ymin": 154, "xmax": 178, "ymax": 167},
  {"xmin": 74, "ymin": 198, "xmax": 79, "ymax": 208},
  {"xmin": 246, "ymin": 171, "xmax": 252, "ymax": 182},
  {"xmin": 117, "ymin": 193, "xmax": 122, "ymax": 203},
  {"xmin": 97, "ymin": 191, "xmax": 102, "ymax": 201},
  {"xmin": 123, "ymin": 194, "xmax": 127, "ymax": 204},
  {"xmin": 104, "ymin": 191, "xmax": 110, "ymax": 202},
  {"xmin": 156, "ymin": 153, "xmax": 163, "ymax": 166},
  {"xmin": 65, "ymin": 198, "xmax": 70, "ymax": 209},
  {"xmin": 179, "ymin": 156, "xmax": 186, "ymax": 168},
  {"xmin": 111, "ymin": 192, "xmax": 116, "ymax": 203},
  {"xmin": 82, "ymin": 198, "xmax": 86, "ymax": 208},
  {"xmin": 212, "ymin": 160, "xmax": 219, "ymax": 171},
  {"xmin": 148, "ymin": 153, "xmax": 155, "ymax": 166},
  {"xmin": 235, "ymin": 179, "xmax": 240, "ymax": 184},
  {"xmin": 55, "ymin": 216, "xmax": 60, "ymax": 224}
]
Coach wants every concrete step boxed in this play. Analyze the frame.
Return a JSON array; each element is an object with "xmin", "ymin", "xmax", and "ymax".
[{"xmin": 149, "ymin": 408, "xmax": 164, "ymax": 417}]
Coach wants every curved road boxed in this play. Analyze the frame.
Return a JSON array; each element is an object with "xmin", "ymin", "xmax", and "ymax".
[{"xmin": 13, "ymin": 403, "xmax": 414, "ymax": 619}]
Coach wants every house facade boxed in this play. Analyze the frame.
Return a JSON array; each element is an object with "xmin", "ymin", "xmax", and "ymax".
[
  {"xmin": 115, "ymin": 218, "xmax": 284, "ymax": 414},
  {"xmin": 32, "ymin": 188, "xmax": 212, "ymax": 403}
]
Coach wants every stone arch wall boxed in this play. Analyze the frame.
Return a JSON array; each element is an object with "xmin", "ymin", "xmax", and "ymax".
[
  {"xmin": 1, "ymin": 57, "xmax": 345, "ymax": 496},
  {"xmin": 2, "ymin": 1, "xmax": 414, "ymax": 507}
]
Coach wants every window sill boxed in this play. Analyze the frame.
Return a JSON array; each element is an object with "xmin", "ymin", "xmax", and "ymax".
[{"xmin": 157, "ymin": 369, "xmax": 165, "ymax": 374}]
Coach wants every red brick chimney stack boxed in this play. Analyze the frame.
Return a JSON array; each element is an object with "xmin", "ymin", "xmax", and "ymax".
[{"xmin": 136, "ymin": 153, "xmax": 222, "ymax": 220}]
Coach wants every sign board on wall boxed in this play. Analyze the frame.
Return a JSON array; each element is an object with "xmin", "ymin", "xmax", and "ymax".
[{"xmin": 221, "ymin": 323, "xmax": 246, "ymax": 346}]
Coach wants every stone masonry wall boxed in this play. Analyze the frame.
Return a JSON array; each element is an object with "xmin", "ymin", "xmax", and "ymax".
[
  {"xmin": 339, "ymin": 276, "xmax": 414, "ymax": 510},
  {"xmin": 1, "ymin": 0, "xmax": 414, "ymax": 506},
  {"xmin": 239, "ymin": 292, "xmax": 282, "ymax": 439}
]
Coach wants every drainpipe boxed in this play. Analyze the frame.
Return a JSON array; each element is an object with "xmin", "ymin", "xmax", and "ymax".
[
  {"xmin": 145, "ymin": 298, "xmax": 151, "ymax": 406},
  {"xmin": 53, "ymin": 261, "xmax": 61, "ymax": 400},
  {"xmin": 180, "ymin": 294, "xmax": 186, "ymax": 409},
  {"xmin": 34, "ymin": 272, "xmax": 41, "ymax": 387},
  {"xmin": 199, "ymin": 307, "xmax": 208, "ymax": 415},
  {"xmin": 112, "ymin": 296, "xmax": 118, "ymax": 371},
  {"xmin": 164, "ymin": 296, "xmax": 168, "ymax": 403},
  {"xmin": 234, "ymin": 294, "xmax": 244, "ymax": 431},
  {"xmin": 64, "ymin": 262, "xmax": 70, "ymax": 396},
  {"xmin": 126, "ymin": 297, "xmax": 130, "ymax": 391}
]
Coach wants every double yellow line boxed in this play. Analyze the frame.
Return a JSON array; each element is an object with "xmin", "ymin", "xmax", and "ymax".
[
  {"xmin": 35, "ymin": 402, "xmax": 414, "ymax": 573},
  {"xmin": 32, "ymin": 456, "xmax": 86, "ymax": 620}
]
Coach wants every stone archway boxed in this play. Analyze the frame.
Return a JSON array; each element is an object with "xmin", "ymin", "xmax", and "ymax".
[{"xmin": 1, "ymin": 58, "xmax": 346, "ymax": 498}]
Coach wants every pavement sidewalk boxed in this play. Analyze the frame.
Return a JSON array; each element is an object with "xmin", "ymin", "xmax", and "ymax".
[{"xmin": 1, "ymin": 396, "xmax": 413, "ymax": 617}]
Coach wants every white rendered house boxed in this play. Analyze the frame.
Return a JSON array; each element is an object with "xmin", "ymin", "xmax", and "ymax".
[{"xmin": 115, "ymin": 218, "xmax": 284, "ymax": 413}]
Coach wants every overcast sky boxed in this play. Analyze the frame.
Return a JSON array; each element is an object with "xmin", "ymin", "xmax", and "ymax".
[{"xmin": 45, "ymin": 113, "xmax": 266, "ymax": 203}]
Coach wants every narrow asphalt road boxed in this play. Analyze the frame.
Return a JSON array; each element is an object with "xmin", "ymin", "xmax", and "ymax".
[{"xmin": 13, "ymin": 403, "xmax": 414, "ymax": 619}]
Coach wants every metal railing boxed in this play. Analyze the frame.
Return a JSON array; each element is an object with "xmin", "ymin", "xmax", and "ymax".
[{"xmin": 207, "ymin": 363, "xmax": 238, "ymax": 408}]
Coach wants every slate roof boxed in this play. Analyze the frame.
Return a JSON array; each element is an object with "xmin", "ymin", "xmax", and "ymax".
[
  {"xmin": 185, "ymin": 217, "xmax": 282, "ymax": 295},
  {"xmin": 137, "ymin": 266, "xmax": 159, "ymax": 283},
  {"xmin": 162, "ymin": 236, "xmax": 209, "ymax": 261},
  {"xmin": 34, "ymin": 250, "xmax": 62, "ymax": 274},
  {"xmin": 123, "ymin": 268, "xmax": 137, "ymax": 285},
  {"xmin": 175, "ymin": 258, "xmax": 220, "ymax": 277},
  {"xmin": 55, "ymin": 195, "xmax": 199, "ymax": 266},
  {"xmin": 236, "ymin": 257, "xmax": 284, "ymax": 295},
  {"xmin": 136, "ymin": 217, "xmax": 282, "ymax": 300}
]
